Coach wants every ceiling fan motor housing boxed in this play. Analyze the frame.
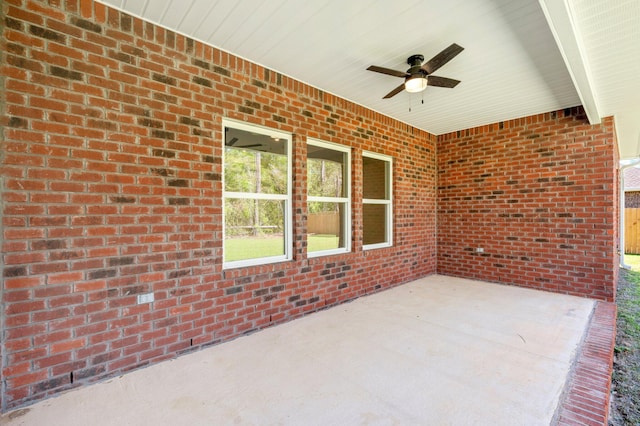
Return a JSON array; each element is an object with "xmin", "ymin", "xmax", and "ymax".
[{"xmin": 407, "ymin": 54, "xmax": 425, "ymax": 74}]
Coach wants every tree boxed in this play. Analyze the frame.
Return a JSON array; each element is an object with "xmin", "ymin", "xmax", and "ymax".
[{"xmin": 224, "ymin": 147, "xmax": 287, "ymax": 236}]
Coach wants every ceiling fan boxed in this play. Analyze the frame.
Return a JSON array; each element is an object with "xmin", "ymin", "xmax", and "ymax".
[
  {"xmin": 226, "ymin": 137, "xmax": 260, "ymax": 148},
  {"xmin": 367, "ymin": 43, "xmax": 464, "ymax": 99}
]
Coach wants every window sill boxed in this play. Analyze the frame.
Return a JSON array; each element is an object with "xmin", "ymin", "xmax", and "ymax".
[{"xmin": 223, "ymin": 255, "xmax": 291, "ymax": 270}]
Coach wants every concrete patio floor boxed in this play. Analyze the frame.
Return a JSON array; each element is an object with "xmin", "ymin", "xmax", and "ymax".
[{"xmin": 3, "ymin": 275, "xmax": 600, "ymax": 425}]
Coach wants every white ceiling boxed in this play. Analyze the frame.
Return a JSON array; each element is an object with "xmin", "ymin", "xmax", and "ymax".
[
  {"xmin": 98, "ymin": 0, "xmax": 640, "ymax": 159},
  {"xmin": 567, "ymin": 0, "xmax": 640, "ymax": 159}
]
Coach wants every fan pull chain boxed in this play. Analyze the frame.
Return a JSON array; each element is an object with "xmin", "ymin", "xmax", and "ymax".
[{"xmin": 409, "ymin": 92, "xmax": 425, "ymax": 112}]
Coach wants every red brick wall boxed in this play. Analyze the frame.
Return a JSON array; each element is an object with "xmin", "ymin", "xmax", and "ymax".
[
  {"xmin": 0, "ymin": 0, "xmax": 438, "ymax": 410},
  {"xmin": 437, "ymin": 108, "xmax": 619, "ymax": 301}
]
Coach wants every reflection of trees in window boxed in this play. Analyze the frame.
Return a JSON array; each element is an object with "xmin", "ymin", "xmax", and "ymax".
[
  {"xmin": 225, "ymin": 147, "xmax": 287, "ymax": 237},
  {"xmin": 224, "ymin": 148, "xmax": 287, "ymax": 194},
  {"xmin": 222, "ymin": 122, "xmax": 291, "ymax": 267},
  {"xmin": 225, "ymin": 199, "xmax": 284, "ymax": 237},
  {"xmin": 307, "ymin": 159, "xmax": 343, "ymax": 213}
]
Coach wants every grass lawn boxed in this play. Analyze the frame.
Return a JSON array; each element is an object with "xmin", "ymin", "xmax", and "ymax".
[
  {"xmin": 225, "ymin": 234, "xmax": 339, "ymax": 262},
  {"xmin": 610, "ymin": 256, "xmax": 640, "ymax": 425},
  {"xmin": 624, "ymin": 254, "xmax": 640, "ymax": 271},
  {"xmin": 307, "ymin": 234, "xmax": 340, "ymax": 253},
  {"xmin": 225, "ymin": 236, "xmax": 285, "ymax": 262}
]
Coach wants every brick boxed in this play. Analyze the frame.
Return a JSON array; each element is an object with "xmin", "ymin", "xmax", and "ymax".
[
  {"xmin": 6, "ymin": 371, "xmax": 49, "ymax": 390},
  {"xmin": 50, "ymin": 338, "xmax": 87, "ymax": 354}
]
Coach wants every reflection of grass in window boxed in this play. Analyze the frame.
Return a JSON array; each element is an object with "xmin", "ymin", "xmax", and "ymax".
[
  {"xmin": 308, "ymin": 234, "xmax": 340, "ymax": 252},
  {"xmin": 225, "ymin": 234, "xmax": 340, "ymax": 262},
  {"xmin": 225, "ymin": 236, "xmax": 284, "ymax": 262}
]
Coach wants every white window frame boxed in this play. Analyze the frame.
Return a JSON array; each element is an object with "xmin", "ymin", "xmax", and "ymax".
[
  {"xmin": 362, "ymin": 151, "xmax": 393, "ymax": 250},
  {"xmin": 306, "ymin": 139, "xmax": 351, "ymax": 258},
  {"xmin": 222, "ymin": 119, "xmax": 293, "ymax": 269}
]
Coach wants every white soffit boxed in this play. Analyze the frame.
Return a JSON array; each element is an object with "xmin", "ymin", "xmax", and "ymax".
[
  {"xmin": 566, "ymin": 0, "xmax": 640, "ymax": 159},
  {"xmin": 542, "ymin": 0, "xmax": 640, "ymax": 159},
  {"xmin": 569, "ymin": 0, "xmax": 640, "ymax": 117}
]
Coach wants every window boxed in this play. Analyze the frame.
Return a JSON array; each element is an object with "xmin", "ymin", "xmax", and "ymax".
[
  {"xmin": 307, "ymin": 139, "xmax": 351, "ymax": 256},
  {"xmin": 222, "ymin": 120, "xmax": 292, "ymax": 268},
  {"xmin": 362, "ymin": 152, "xmax": 392, "ymax": 249}
]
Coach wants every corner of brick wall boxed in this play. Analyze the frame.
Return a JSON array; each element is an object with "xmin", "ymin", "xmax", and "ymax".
[{"xmin": 437, "ymin": 108, "xmax": 619, "ymax": 302}]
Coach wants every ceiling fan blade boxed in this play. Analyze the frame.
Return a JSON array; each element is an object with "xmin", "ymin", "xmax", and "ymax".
[
  {"xmin": 237, "ymin": 144, "xmax": 262, "ymax": 148},
  {"xmin": 367, "ymin": 65, "xmax": 408, "ymax": 78},
  {"xmin": 427, "ymin": 75, "xmax": 461, "ymax": 88},
  {"xmin": 422, "ymin": 43, "xmax": 464, "ymax": 75},
  {"xmin": 227, "ymin": 137, "xmax": 239, "ymax": 146},
  {"xmin": 383, "ymin": 83, "xmax": 406, "ymax": 99}
]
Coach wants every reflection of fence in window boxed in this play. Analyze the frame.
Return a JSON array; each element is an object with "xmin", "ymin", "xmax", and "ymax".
[
  {"xmin": 227, "ymin": 225, "xmax": 280, "ymax": 237},
  {"xmin": 308, "ymin": 211, "xmax": 340, "ymax": 236}
]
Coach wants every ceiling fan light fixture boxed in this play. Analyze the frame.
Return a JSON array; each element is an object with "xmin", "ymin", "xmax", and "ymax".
[{"xmin": 405, "ymin": 75, "xmax": 428, "ymax": 93}]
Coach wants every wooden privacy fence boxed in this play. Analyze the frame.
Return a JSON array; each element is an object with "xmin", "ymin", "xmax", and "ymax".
[
  {"xmin": 308, "ymin": 212, "xmax": 340, "ymax": 236},
  {"xmin": 625, "ymin": 208, "xmax": 640, "ymax": 254}
]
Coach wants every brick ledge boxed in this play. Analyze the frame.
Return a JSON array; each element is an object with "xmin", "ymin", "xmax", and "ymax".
[{"xmin": 555, "ymin": 301, "xmax": 616, "ymax": 425}]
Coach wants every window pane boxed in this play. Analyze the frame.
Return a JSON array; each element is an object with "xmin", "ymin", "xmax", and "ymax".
[
  {"xmin": 224, "ymin": 127, "xmax": 287, "ymax": 194},
  {"xmin": 308, "ymin": 202, "xmax": 346, "ymax": 252},
  {"xmin": 224, "ymin": 198, "xmax": 285, "ymax": 262},
  {"xmin": 363, "ymin": 204, "xmax": 387, "ymax": 245},
  {"xmin": 308, "ymin": 146, "xmax": 346, "ymax": 198},
  {"xmin": 363, "ymin": 156, "xmax": 388, "ymax": 200}
]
